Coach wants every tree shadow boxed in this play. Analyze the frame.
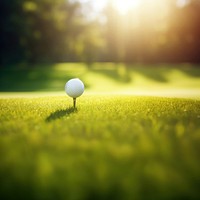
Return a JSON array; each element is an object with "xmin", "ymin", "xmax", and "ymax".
[
  {"xmin": 90, "ymin": 63, "xmax": 169, "ymax": 83},
  {"xmin": 132, "ymin": 64, "xmax": 200, "ymax": 82},
  {"xmin": 90, "ymin": 63, "xmax": 132, "ymax": 83},
  {"xmin": 45, "ymin": 107, "xmax": 77, "ymax": 122},
  {"xmin": 181, "ymin": 65, "xmax": 200, "ymax": 78},
  {"xmin": 1, "ymin": 63, "xmax": 198, "ymax": 92},
  {"xmin": 131, "ymin": 65, "xmax": 168, "ymax": 83},
  {"xmin": 0, "ymin": 64, "xmax": 90, "ymax": 92}
]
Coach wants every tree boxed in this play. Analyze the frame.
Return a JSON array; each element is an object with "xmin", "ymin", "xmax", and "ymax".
[
  {"xmin": 0, "ymin": 0, "xmax": 104, "ymax": 66},
  {"xmin": 102, "ymin": 0, "xmax": 200, "ymax": 63}
]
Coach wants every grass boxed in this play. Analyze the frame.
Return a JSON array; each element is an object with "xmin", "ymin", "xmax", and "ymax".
[
  {"xmin": 0, "ymin": 63, "xmax": 200, "ymax": 199},
  {"xmin": 0, "ymin": 95, "xmax": 200, "ymax": 200},
  {"xmin": 0, "ymin": 63, "xmax": 200, "ymax": 95}
]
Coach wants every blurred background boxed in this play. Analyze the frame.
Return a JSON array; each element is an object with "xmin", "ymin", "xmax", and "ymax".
[
  {"xmin": 1, "ymin": 0, "xmax": 200, "ymax": 65},
  {"xmin": 0, "ymin": 0, "xmax": 200, "ymax": 94}
]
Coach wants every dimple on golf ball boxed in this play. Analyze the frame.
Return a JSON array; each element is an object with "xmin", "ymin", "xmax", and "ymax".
[{"xmin": 65, "ymin": 78, "xmax": 84, "ymax": 98}]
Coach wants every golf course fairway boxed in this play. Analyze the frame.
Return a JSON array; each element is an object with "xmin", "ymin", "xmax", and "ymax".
[{"xmin": 0, "ymin": 94, "xmax": 200, "ymax": 200}]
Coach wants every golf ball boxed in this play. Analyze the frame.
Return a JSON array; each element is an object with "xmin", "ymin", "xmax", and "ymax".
[{"xmin": 65, "ymin": 78, "xmax": 84, "ymax": 98}]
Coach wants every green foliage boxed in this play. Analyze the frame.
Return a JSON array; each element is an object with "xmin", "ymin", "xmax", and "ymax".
[
  {"xmin": 0, "ymin": 0, "xmax": 104, "ymax": 65},
  {"xmin": 0, "ymin": 95, "xmax": 200, "ymax": 199},
  {"xmin": 1, "ymin": 0, "xmax": 200, "ymax": 65}
]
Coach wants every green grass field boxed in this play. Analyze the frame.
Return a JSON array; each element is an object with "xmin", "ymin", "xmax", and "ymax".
[
  {"xmin": 1, "ymin": 63, "xmax": 200, "ymax": 97},
  {"xmin": 0, "ymin": 63, "xmax": 200, "ymax": 200}
]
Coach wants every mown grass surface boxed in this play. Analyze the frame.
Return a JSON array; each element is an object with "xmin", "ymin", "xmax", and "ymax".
[
  {"xmin": 1, "ymin": 63, "xmax": 200, "ymax": 93},
  {"xmin": 0, "ymin": 95, "xmax": 200, "ymax": 200}
]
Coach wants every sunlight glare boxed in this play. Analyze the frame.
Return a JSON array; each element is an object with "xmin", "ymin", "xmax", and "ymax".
[
  {"xmin": 176, "ymin": 0, "xmax": 190, "ymax": 8},
  {"xmin": 112, "ymin": 0, "xmax": 140, "ymax": 15}
]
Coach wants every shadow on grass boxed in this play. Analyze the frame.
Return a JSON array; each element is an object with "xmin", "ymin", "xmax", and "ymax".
[
  {"xmin": 0, "ymin": 64, "xmax": 90, "ymax": 92},
  {"xmin": 0, "ymin": 65, "xmax": 72, "ymax": 91},
  {"xmin": 91, "ymin": 63, "xmax": 199, "ymax": 83},
  {"xmin": 46, "ymin": 107, "xmax": 77, "ymax": 122},
  {"xmin": 91, "ymin": 63, "xmax": 132, "ymax": 83},
  {"xmin": 1, "ymin": 63, "xmax": 199, "ymax": 92},
  {"xmin": 91, "ymin": 63, "xmax": 168, "ymax": 83},
  {"xmin": 132, "ymin": 65, "xmax": 168, "ymax": 82},
  {"xmin": 181, "ymin": 66, "xmax": 200, "ymax": 77}
]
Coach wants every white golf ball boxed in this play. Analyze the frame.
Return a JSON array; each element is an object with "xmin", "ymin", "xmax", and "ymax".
[{"xmin": 65, "ymin": 78, "xmax": 84, "ymax": 98}]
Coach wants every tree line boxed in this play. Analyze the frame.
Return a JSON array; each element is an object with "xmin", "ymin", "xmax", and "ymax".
[{"xmin": 1, "ymin": 0, "xmax": 200, "ymax": 66}]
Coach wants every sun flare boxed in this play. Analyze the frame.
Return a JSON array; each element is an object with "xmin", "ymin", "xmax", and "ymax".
[{"xmin": 112, "ymin": 0, "xmax": 140, "ymax": 15}]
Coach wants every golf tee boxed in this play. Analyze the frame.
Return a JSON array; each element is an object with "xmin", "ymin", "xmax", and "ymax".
[{"xmin": 73, "ymin": 98, "xmax": 76, "ymax": 108}]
